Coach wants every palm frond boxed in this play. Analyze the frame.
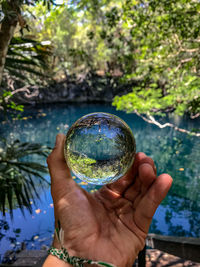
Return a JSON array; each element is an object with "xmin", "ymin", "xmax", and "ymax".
[
  {"xmin": 0, "ymin": 187, "xmax": 6, "ymax": 216},
  {"xmin": 0, "ymin": 139, "xmax": 51, "ymax": 218},
  {"xmin": 7, "ymin": 187, "xmax": 13, "ymax": 219},
  {"xmin": 3, "ymin": 68, "xmax": 27, "ymax": 81},
  {"xmin": 6, "ymin": 65, "xmax": 43, "ymax": 77},
  {"xmin": 4, "ymin": 37, "xmax": 52, "ymax": 83}
]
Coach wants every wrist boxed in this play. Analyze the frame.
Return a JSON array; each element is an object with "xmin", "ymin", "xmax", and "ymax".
[
  {"xmin": 50, "ymin": 225, "xmax": 117, "ymax": 267},
  {"xmin": 47, "ymin": 246, "xmax": 117, "ymax": 267},
  {"xmin": 43, "ymin": 254, "xmax": 72, "ymax": 267}
]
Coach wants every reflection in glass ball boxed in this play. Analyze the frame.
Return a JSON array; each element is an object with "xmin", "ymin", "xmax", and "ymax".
[{"xmin": 64, "ymin": 112, "xmax": 136, "ymax": 185}]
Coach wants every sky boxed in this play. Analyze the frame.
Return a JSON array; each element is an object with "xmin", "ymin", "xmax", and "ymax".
[{"xmin": 55, "ymin": 0, "xmax": 64, "ymax": 4}]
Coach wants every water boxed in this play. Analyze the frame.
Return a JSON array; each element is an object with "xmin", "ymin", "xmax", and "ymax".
[{"xmin": 0, "ymin": 103, "xmax": 200, "ymax": 259}]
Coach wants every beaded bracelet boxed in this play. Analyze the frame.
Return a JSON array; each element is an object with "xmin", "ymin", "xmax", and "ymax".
[{"xmin": 48, "ymin": 221, "xmax": 116, "ymax": 267}]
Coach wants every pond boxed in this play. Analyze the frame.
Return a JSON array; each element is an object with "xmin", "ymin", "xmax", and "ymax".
[{"xmin": 0, "ymin": 103, "xmax": 200, "ymax": 260}]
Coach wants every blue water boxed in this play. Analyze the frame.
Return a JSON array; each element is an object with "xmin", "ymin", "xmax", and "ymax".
[{"xmin": 0, "ymin": 103, "xmax": 200, "ymax": 259}]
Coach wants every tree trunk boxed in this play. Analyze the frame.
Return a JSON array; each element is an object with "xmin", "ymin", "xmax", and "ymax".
[{"xmin": 0, "ymin": 7, "xmax": 18, "ymax": 85}]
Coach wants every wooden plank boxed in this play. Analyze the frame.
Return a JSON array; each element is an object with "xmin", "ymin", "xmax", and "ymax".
[
  {"xmin": 0, "ymin": 250, "xmax": 47, "ymax": 267},
  {"xmin": 146, "ymin": 234, "xmax": 200, "ymax": 263}
]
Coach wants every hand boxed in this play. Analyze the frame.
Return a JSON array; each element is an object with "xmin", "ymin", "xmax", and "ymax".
[{"xmin": 45, "ymin": 134, "xmax": 172, "ymax": 267}]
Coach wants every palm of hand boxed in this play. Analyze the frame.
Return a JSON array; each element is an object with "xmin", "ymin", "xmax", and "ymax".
[{"xmin": 48, "ymin": 134, "xmax": 172, "ymax": 267}]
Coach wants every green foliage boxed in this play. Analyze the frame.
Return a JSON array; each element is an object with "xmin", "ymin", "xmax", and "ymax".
[
  {"xmin": 0, "ymin": 139, "xmax": 50, "ymax": 218},
  {"xmin": 4, "ymin": 37, "xmax": 52, "ymax": 85},
  {"xmin": 0, "ymin": 0, "xmax": 55, "ymax": 34},
  {"xmin": 0, "ymin": 0, "xmax": 54, "ymax": 218},
  {"xmin": 26, "ymin": 0, "xmax": 200, "ymax": 117},
  {"xmin": 1, "ymin": 0, "xmax": 200, "ymax": 117},
  {"xmin": 1, "ymin": 36, "xmax": 52, "ymax": 117},
  {"xmin": 110, "ymin": 0, "xmax": 200, "ymax": 117},
  {"xmin": 26, "ymin": 3, "xmax": 87, "ymax": 76},
  {"xmin": 0, "ymin": 0, "xmax": 55, "ymax": 11},
  {"xmin": 68, "ymin": 152, "xmax": 97, "ymax": 179},
  {"xmin": 0, "ymin": 90, "xmax": 24, "ymax": 119}
]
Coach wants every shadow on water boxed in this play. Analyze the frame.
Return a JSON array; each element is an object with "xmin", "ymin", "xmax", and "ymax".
[{"xmin": 0, "ymin": 102, "xmax": 199, "ymax": 259}]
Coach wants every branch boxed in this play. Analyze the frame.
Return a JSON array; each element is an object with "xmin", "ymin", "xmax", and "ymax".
[
  {"xmin": 5, "ymin": 85, "xmax": 28, "ymax": 101},
  {"xmin": 4, "ymin": 76, "xmax": 39, "ymax": 102},
  {"xmin": 190, "ymin": 113, "xmax": 200, "ymax": 119},
  {"xmin": 174, "ymin": 34, "xmax": 197, "ymax": 53},
  {"xmin": 188, "ymin": 39, "xmax": 200, "ymax": 43},
  {"xmin": 167, "ymin": 34, "xmax": 199, "ymax": 60},
  {"xmin": 175, "ymin": 57, "xmax": 193, "ymax": 72},
  {"xmin": 4, "ymin": 85, "xmax": 39, "ymax": 102},
  {"xmin": 134, "ymin": 110, "xmax": 200, "ymax": 137},
  {"xmin": 180, "ymin": 48, "xmax": 199, "ymax": 53}
]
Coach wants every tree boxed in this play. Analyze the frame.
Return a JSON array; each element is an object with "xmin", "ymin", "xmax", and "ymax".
[
  {"xmin": 26, "ymin": 2, "xmax": 79, "ymax": 78},
  {"xmin": 30, "ymin": 0, "xmax": 200, "ymax": 130},
  {"xmin": 0, "ymin": 0, "xmax": 18, "ymax": 84},
  {"xmin": 1, "ymin": 0, "xmax": 200, "ymax": 134},
  {"xmin": 26, "ymin": 0, "xmax": 128, "ymax": 77},
  {"xmin": 0, "ymin": 0, "xmax": 54, "ymax": 85},
  {"xmin": 27, "ymin": 0, "xmax": 200, "ymax": 135},
  {"xmin": 0, "ymin": 0, "xmax": 53, "ymax": 216},
  {"xmin": 111, "ymin": 0, "xmax": 200, "ymax": 135}
]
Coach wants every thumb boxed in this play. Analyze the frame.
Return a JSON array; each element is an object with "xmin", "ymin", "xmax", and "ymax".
[{"xmin": 47, "ymin": 133, "xmax": 73, "ymax": 188}]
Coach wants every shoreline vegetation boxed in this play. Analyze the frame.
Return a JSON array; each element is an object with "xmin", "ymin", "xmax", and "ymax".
[
  {"xmin": 1, "ymin": 75, "xmax": 199, "ymax": 137},
  {"xmin": 1, "ymin": 0, "xmax": 200, "ymax": 136},
  {"xmin": 0, "ymin": 73, "xmax": 134, "ymax": 105}
]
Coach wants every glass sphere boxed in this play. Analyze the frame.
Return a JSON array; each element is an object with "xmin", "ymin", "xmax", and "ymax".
[{"xmin": 64, "ymin": 112, "xmax": 136, "ymax": 185}]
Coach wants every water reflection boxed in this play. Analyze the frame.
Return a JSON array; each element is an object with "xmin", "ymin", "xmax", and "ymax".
[{"xmin": 0, "ymin": 103, "xmax": 199, "ymax": 258}]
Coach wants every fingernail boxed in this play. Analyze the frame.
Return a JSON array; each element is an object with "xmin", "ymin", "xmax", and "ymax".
[{"xmin": 153, "ymin": 164, "xmax": 157, "ymax": 175}]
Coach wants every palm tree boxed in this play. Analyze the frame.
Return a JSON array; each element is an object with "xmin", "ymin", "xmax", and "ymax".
[
  {"xmin": 0, "ymin": 138, "xmax": 50, "ymax": 218},
  {"xmin": 0, "ymin": 0, "xmax": 55, "ymax": 84},
  {"xmin": 4, "ymin": 37, "xmax": 52, "ymax": 83}
]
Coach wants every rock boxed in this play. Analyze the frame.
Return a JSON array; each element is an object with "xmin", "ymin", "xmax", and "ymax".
[
  {"xmin": 2, "ymin": 250, "xmax": 16, "ymax": 264},
  {"xmin": 8, "ymin": 73, "xmax": 136, "ymax": 105}
]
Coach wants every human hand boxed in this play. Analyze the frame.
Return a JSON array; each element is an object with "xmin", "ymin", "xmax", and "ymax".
[{"xmin": 45, "ymin": 134, "xmax": 172, "ymax": 267}]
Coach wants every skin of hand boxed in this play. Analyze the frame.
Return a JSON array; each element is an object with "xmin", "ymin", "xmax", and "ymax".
[{"xmin": 44, "ymin": 134, "xmax": 173, "ymax": 267}]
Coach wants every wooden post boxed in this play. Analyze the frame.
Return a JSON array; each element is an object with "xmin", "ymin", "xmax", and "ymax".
[{"xmin": 138, "ymin": 245, "xmax": 146, "ymax": 267}]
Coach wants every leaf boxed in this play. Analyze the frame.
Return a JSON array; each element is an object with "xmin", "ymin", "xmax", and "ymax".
[
  {"xmin": 4, "ymin": 37, "xmax": 52, "ymax": 84},
  {"xmin": 13, "ymin": 228, "xmax": 21, "ymax": 234},
  {"xmin": 0, "ymin": 139, "xmax": 50, "ymax": 217},
  {"xmin": 7, "ymin": 186, "xmax": 13, "ymax": 219},
  {"xmin": 0, "ymin": 188, "xmax": 6, "ymax": 216}
]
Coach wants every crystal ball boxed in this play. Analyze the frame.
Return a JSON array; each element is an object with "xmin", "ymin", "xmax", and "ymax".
[{"xmin": 64, "ymin": 112, "xmax": 136, "ymax": 185}]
